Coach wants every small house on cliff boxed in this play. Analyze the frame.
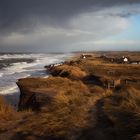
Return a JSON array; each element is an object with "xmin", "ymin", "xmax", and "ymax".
[
  {"xmin": 81, "ymin": 54, "xmax": 92, "ymax": 59},
  {"xmin": 122, "ymin": 56, "xmax": 130, "ymax": 63},
  {"xmin": 130, "ymin": 61, "xmax": 140, "ymax": 64}
]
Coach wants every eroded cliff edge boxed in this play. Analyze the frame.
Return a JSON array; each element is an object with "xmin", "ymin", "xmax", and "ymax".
[{"xmin": 1, "ymin": 53, "xmax": 140, "ymax": 140}]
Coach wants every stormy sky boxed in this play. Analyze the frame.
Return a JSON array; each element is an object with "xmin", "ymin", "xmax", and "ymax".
[{"xmin": 0, "ymin": 0, "xmax": 140, "ymax": 52}]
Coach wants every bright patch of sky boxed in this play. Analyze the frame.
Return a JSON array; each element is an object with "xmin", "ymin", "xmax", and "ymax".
[
  {"xmin": 107, "ymin": 15, "xmax": 140, "ymax": 41},
  {"xmin": 92, "ymin": 14, "xmax": 140, "ymax": 51}
]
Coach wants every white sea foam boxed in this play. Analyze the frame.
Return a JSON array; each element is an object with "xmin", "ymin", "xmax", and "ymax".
[
  {"xmin": 0, "ymin": 53, "xmax": 73, "ymax": 95},
  {"xmin": 0, "ymin": 85, "xmax": 19, "ymax": 95},
  {"xmin": 0, "ymin": 53, "xmax": 38, "ymax": 60},
  {"xmin": 0, "ymin": 73, "xmax": 3, "ymax": 77},
  {"xmin": 3, "ymin": 62, "xmax": 38, "ymax": 75}
]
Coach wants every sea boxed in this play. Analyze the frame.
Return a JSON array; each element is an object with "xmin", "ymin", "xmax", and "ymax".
[{"xmin": 0, "ymin": 53, "xmax": 72, "ymax": 107}]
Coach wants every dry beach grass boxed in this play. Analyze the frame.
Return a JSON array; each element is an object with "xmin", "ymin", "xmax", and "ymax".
[{"xmin": 0, "ymin": 52, "xmax": 140, "ymax": 140}]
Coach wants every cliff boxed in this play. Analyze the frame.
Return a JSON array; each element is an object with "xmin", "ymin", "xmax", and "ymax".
[
  {"xmin": 17, "ymin": 76, "xmax": 89, "ymax": 111},
  {"xmin": 0, "ymin": 52, "xmax": 140, "ymax": 140}
]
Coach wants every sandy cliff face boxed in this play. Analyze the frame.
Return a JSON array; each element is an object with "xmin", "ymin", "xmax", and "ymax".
[
  {"xmin": 17, "ymin": 76, "xmax": 89, "ymax": 111},
  {"xmin": 17, "ymin": 78, "xmax": 57, "ymax": 111},
  {"xmin": 15, "ymin": 76, "xmax": 94, "ymax": 139}
]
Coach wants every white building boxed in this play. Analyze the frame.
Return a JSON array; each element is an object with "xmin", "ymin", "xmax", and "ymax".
[{"xmin": 123, "ymin": 57, "xmax": 128, "ymax": 62}]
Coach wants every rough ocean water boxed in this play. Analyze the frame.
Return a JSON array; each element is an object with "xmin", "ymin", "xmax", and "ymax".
[{"xmin": 0, "ymin": 53, "xmax": 72, "ymax": 107}]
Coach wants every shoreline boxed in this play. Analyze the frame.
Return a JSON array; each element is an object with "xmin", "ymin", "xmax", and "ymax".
[
  {"xmin": 0, "ymin": 52, "xmax": 140, "ymax": 140},
  {"xmin": 0, "ymin": 53, "xmax": 73, "ymax": 107},
  {"xmin": 17, "ymin": 52, "xmax": 140, "ymax": 110}
]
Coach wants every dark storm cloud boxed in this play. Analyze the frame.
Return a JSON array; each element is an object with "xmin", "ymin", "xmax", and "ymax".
[{"xmin": 0, "ymin": 0, "xmax": 140, "ymax": 34}]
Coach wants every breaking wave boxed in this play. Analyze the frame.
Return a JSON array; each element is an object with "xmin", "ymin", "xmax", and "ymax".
[{"xmin": 0, "ymin": 53, "xmax": 72, "ymax": 96}]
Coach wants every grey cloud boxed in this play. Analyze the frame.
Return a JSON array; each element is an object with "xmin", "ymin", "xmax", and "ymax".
[
  {"xmin": 0, "ymin": 0, "xmax": 140, "ymax": 52},
  {"xmin": 0, "ymin": 14, "xmax": 130, "ymax": 52},
  {"xmin": 0, "ymin": 0, "xmax": 140, "ymax": 34}
]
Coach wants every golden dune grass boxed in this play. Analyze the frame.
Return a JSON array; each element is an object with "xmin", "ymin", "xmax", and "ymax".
[
  {"xmin": 0, "ymin": 96, "xmax": 18, "ymax": 121},
  {"xmin": 50, "ymin": 65, "xmax": 87, "ymax": 80}
]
